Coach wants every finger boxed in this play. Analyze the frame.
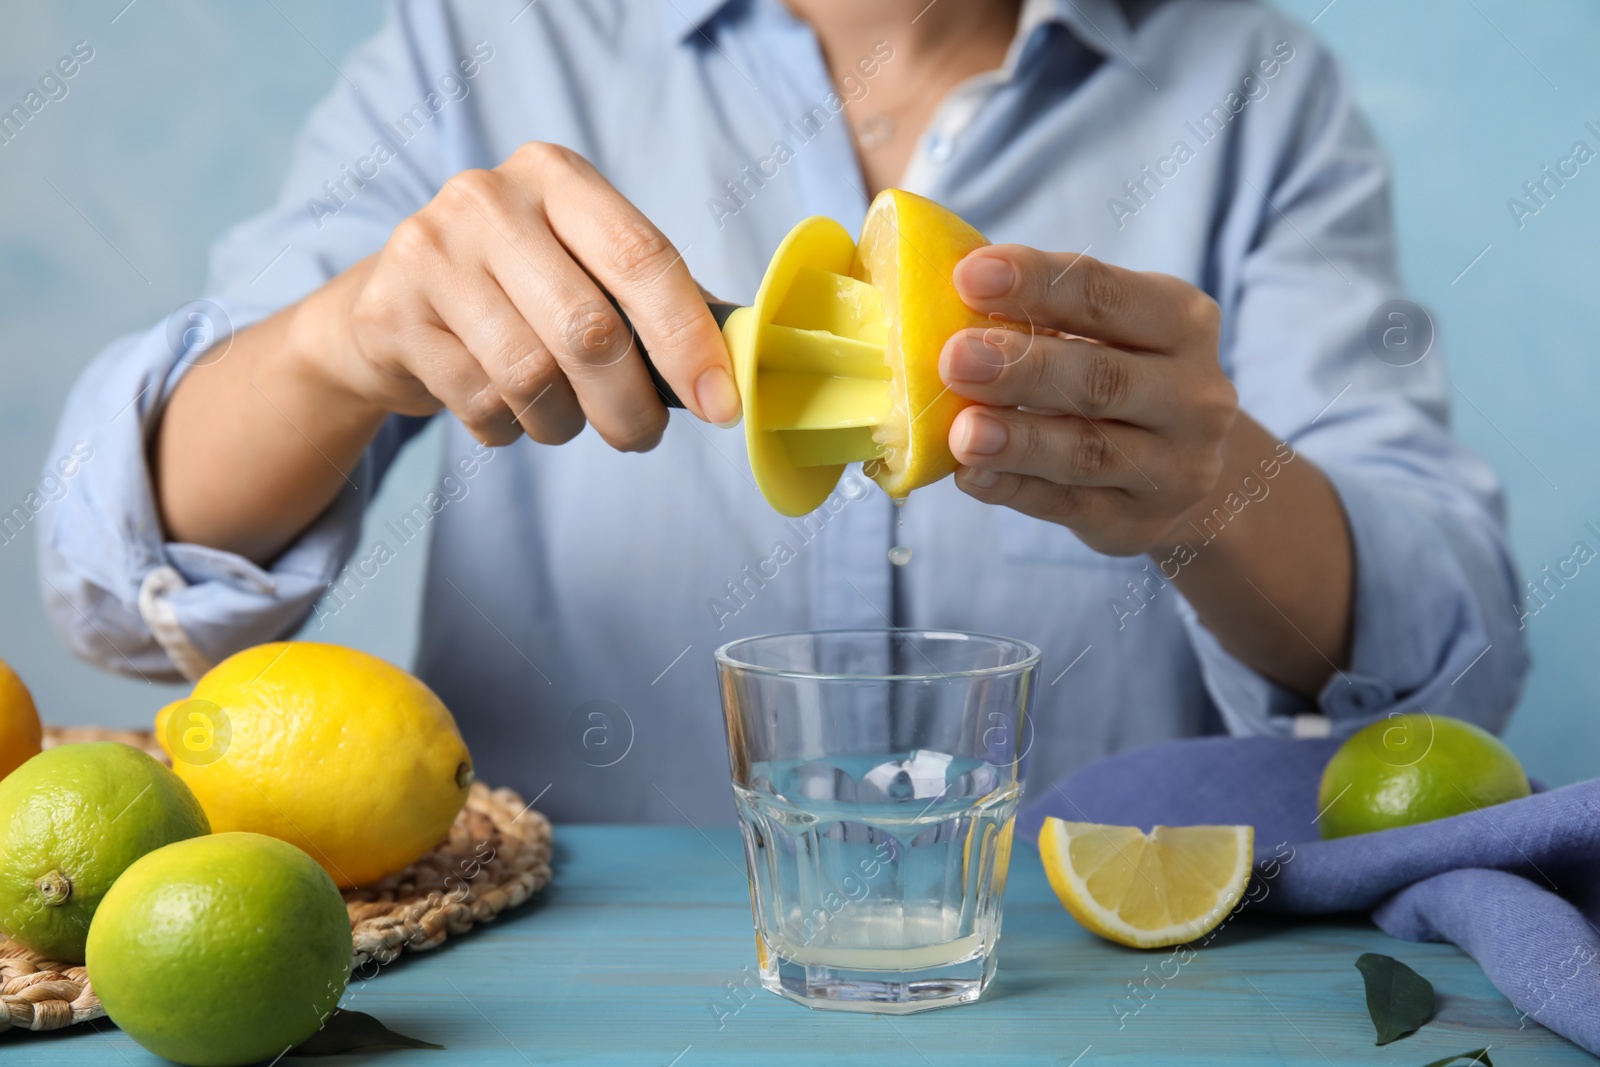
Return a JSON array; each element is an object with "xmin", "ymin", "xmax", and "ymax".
[
  {"xmin": 939, "ymin": 328, "xmax": 1179, "ymax": 425},
  {"xmin": 399, "ymin": 322, "xmax": 523, "ymax": 447},
  {"xmin": 505, "ymin": 368, "xmax": 585, "ymax": 444},
  {"xmin": 516, "ymin": 143, "xmax": 741, "ymax": 426},
  {"xmin": 440, "ymin": 169, "xmax": 670, "ymax": 451},
  {"xmin": 954, "ymin": 464, "xmax": 1120, "ymax": 531},
  {"xmin": 519, "ymin": 259, "xmax": 669, "ymax": 452},
  {"xmin": 953, "ymin": 245, "xmax": 1218, "ymax": 355},
  {"xmin": 429, "ymin": 265, "xmax": 587, "ymax": 445},
  {"xmin": 949, "ymin": 406, "xmax": 1163, "ymax": 490}
]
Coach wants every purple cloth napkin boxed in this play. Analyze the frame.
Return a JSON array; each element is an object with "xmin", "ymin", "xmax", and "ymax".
[{"xmin": 1017, "ymin": 736, "xmax": 1600, "ymax": 1054}]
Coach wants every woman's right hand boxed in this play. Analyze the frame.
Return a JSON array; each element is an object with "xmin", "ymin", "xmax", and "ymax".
[
  {"xmin": 154, "ymin": 142, "xmax": 741, "ymax": 563},
  {"xmin": 292, "ymin": 141, "xmax": 742, "ymax": 451}
]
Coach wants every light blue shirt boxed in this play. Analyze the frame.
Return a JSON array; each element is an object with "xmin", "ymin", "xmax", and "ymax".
[{"xmin": 39, "ymin": 0, "xmax": 1527, "ymax": 824}]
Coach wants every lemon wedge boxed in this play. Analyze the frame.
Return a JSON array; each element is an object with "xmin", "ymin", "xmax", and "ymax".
[{"xmin": 1037, "ymin": 817, "xmax": 1255, "ymax": 949}]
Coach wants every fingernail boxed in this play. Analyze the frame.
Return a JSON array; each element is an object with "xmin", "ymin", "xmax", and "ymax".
[
  {"xmin": 941, "ymin": 332, "xmax": 1004, "ymax": 383},
  {"xmin": 955, "ymin": 253, "xmax": 1016, "ymax": 300},
  {"xmin": 964, "ymin": 466, "xmax": 1000, "ymax": 489},
  {"xmin": 695, "ymin": 366, "xmax": 742, "ymax": 428},
  {"xmin": 959, "ymin": 410, "xmax": 1008, "ymax": 456}
]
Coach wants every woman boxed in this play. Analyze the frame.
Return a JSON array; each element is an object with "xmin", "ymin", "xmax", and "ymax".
[{"xmin": 39, "ymin": 0, "xmax": 1525, "ymax": 822}]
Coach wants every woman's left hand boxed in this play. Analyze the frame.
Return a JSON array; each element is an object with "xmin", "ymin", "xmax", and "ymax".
[{"xmin": 940, "ymin": 245, "xmax": 1239, "ymax": 556}]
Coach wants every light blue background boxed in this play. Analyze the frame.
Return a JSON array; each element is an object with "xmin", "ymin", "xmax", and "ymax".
[{"xmin": 1, "ymin": 1, "xmax": 1595, "ymax": 782}]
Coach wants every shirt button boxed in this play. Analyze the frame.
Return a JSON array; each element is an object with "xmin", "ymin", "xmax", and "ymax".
[
  {"xmin": 926, "ymin": 132, "xmax": 955, "ymax": 162},
  {"xmin": 1324, "ymin": 676, "xmax": 1393, "ymax": 717}
]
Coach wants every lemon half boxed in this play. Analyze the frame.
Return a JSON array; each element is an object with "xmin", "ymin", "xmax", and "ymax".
[{"xmin": 853, "ymin": 189, "xmax": 995, "ymax": 499}]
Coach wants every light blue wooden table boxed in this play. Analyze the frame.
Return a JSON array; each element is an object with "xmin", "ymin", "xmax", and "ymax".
[{"xmin": 8, "ymin": 826, "xmax": 1595, "ymax": 1065}]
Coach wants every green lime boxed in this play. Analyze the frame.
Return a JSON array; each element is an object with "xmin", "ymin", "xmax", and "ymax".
[
  {"xmin": 86, "ymin": 832, "xmax": 352, "ymax": 1067},
  {"xmin": 0, "ymin": 742, "xmax": 209, "ymax": 961},
  {"xmin": 1318, "ymin": 714, "xmax": 1530, "ymax": 839}
]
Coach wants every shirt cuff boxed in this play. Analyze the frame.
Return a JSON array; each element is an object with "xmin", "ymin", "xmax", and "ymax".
[
  {"xmin": 143, "ymin": 465, "xmax": 370, "ymax": 674},
  {"xmin": 1178, "ymin": 464, "xmax": 1520, "ymax": 738},
  {"xmin": 37, "ymin": 310, "xmax": 374, "ymax": 679}
]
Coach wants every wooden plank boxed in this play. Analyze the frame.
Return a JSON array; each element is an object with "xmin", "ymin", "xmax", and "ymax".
[{"xmin": 8, "ymin": 826, "xmax": 1594, "ymax": 1065}]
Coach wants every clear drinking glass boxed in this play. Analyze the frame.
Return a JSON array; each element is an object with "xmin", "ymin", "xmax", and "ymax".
[{"xmin": 716, "ymin": 629, "xmax": 1041, "ymax": 1013}]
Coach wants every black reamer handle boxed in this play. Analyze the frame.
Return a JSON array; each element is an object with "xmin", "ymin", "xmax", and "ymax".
[{"xmin": 603, "ymin": 295, "xmax": 744, "ymax": 409}]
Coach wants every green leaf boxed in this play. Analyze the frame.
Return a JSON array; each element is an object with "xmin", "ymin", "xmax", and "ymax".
[
  {"xmin": 1419, "ymin": 1051, "xmax": 1493, "ymax": 1067},
  {"xmin": 1355, "ymin": 952, "xmax": 1435, "ymax": 1045},
  {"xmin": 288, "ymin": 1009, "xmax": 444, "ymax": 1056}
]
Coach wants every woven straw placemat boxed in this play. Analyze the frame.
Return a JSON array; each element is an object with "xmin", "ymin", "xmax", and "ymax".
[{"xmin": 0, "ymin": 727, "xmax": 554, "ymax": 1033}]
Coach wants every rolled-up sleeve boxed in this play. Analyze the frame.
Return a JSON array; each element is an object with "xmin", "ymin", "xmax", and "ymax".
[
  {"xmin": 1181, "ymin": 42, "xmax": 1527, "ymax": 738},
  {"xmin": 37, "ymin": 0, "xmax": 457, "ymax": 680}
]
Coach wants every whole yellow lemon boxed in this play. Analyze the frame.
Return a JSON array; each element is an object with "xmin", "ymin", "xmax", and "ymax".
[
  {"xmin": 156, "ymin": 642, "xmax": 472, "ymax": 888},
  {"xmin": 0, "ymin": 657, "xmax": 43, "ymax": 781}
]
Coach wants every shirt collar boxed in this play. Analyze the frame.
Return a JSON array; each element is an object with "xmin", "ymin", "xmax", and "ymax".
[
  {"xmin": 666, "ymin": 0, "xmax": 1145, "ymax": 70},
  {"xmin": 665, "ymin": 0, "xmax": 740, "ymax": 44},
  {"xmin": 1029, "ymin": 0, "xmax": 1147, "ymax": 69}
]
